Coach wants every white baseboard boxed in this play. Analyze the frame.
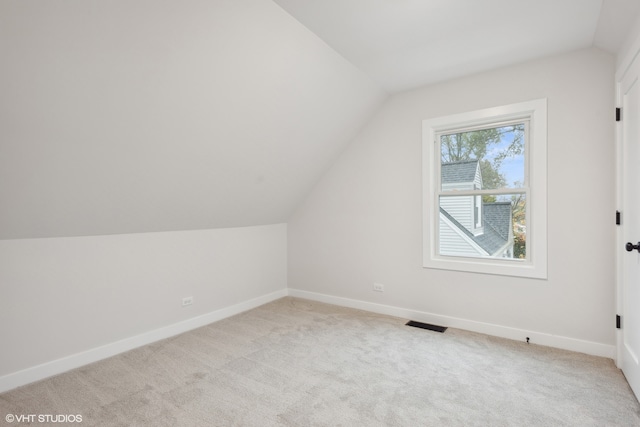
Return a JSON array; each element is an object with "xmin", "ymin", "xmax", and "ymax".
[
  {"xmin": 1, "ymin": 287, "xmax": 615, "ymax": 394},
  {"xmin": 287, "ymin": 288, "xmax": 616, "ymax": 359},
  {"xmin": 0, "ymin": 289, "xmax": 288, "ymax": 394}
]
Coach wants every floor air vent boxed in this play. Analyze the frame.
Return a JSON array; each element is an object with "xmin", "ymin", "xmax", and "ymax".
[{"xmin": 406, "ymin": 320, "xmax": 447, "ymax": 333}]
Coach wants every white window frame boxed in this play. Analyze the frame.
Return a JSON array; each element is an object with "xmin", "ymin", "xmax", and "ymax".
[{"xmin": 422, "ymin": 99, "xmax": 547, "ymax": 279}]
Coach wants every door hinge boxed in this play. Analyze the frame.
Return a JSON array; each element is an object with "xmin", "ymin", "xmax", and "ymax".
[
  {"xmin": 616, "ymin": 210, "xmax": 621, "ymax": 225},
  {"xmin": 617, "ymin": 314, "xmax": 621, "ymax": 329},
  {"xmin": 616, "ymin": 108, "xmax": 621, "ymax": 122}
]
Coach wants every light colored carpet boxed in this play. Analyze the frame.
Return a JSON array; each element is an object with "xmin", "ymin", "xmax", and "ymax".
[{"xmin": 1, "ymin": 297, "xmax": 639, "ymax": 426}]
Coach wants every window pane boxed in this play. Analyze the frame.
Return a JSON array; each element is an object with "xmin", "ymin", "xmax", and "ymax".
[
  {"xmin": 440, "ymin": 124, "xmax": 525, "ymax": 192},
  {"xmin": 438, "ymin": 193, "xmax": 526, "ymax": 260}
]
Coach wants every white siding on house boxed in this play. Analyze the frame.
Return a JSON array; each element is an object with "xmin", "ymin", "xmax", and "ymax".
[
  {"xmin": 439, "ymin": 214, "xmax": 485, "ymax": 257},
  {"xmin": 440, "ymin": 196, "xmax": 473, "ymax": 229},
  {"xmin": 473, "ymin": 167, "xmax": 483, "ymax": 231},
  {"xmin": 473, "ymin": 169, "xmax": 483, "ymax": 189},
  {"xmin": 439, "ymin": 162, "xmax": 483, "ymax": 244}
]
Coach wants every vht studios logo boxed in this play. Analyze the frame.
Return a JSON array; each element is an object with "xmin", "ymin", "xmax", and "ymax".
[{"xmin": 5, "ymin": 414, "xmax": 83, "ymax": 423}]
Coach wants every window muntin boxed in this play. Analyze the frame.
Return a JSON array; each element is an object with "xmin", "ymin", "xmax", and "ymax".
[{"xmin": 422, "ymin": 99, "xmax": 547, "ymax": 279}]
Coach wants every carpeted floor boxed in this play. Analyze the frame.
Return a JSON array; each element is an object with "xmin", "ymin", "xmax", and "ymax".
[{"xmin": 1, "ymin": 297, "xmax": 639, "ymax": 426}]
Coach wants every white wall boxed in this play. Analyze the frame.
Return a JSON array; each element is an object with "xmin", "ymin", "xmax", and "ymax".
[
  {"xmin": 0, "ymin": 0, "xmax": 385, "ymax": 239},
  {"xmin": 0, "ymin": 223, "xmax": 286, "ymax": 389},
  {"xmin": 288, "ymin": 48, "xmax": 616, "ymax": 355}
]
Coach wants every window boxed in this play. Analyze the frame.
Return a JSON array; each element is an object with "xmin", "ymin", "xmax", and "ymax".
[{"xmin": 423, "ymin": 99, "xmax": 547, "ymax": 279}]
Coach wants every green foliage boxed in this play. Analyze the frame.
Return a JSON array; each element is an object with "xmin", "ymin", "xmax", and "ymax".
[
  {"xmin": 440, "ymin": 128, "xmax": 501, "ymax": 163},
  {"xmin": 513, "ymin": 232, "xmax": 526, "ymax": 259},
  {"xmin": 511, "ymin": 191, "xmax": 526, "ymax": 225},
  {"xmin": 479, "ymin": 159, "xmax": 505, "ymax": 190},
  {"xmin": 511, "ymin": 194, "xmax": 526, "ymax": 259},
  {"xmin": 440, "ymin": 124, "xmax": 524, "ymax": 189},
  {"xmin": 482, "ymin": 195, "xmax": 496, "ymax": 203}
]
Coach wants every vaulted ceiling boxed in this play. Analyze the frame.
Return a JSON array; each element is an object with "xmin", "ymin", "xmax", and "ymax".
[
  {"xmin": 0, "ymin": 0, "xmax": 385, "ymax": 239},
  {"xmin": 1, "ymin": 0, "xmax": 637, "ymax": 239},
  {"xmin": 273, "ymin": 0, "xmax": 640, "ymax": 92}
]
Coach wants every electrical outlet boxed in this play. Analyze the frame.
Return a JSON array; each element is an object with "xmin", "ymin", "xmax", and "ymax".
[
  {"xmin": 182, "ymin": 296, "xmax": 193, "ymax": 307},
  {"xmin": 373, "ymin": 282, "xmax": 384, "ymax": 292}
]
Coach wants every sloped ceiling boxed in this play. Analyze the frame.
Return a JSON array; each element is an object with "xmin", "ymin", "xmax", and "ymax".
[
  {"xmin": 0, "ymin": 0, "xmax": 386, "ymax": 239},
  {"xmin": 2, "ymin": 0, "xmax": 639, "ymax": 240},
  {"xmin": 273, "ymin": 0, "xmax": 640, "ymax": 92}
]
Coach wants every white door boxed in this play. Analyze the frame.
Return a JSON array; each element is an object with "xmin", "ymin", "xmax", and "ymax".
[{"xmin": 621, "ymin": 53, "xmax": 640, "ymax": 398}]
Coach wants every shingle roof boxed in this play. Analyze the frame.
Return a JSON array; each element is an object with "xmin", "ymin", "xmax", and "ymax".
[
  {"xmin": 483, "ymin": 202, "xmax": 512, "ymax": 241},
  {"xmin": 440, "ymin": 202, "xmax": 512, "ymax": 256},
  {"xmin": 441, "ymin": 160, "xmax": 479, "ymax": 184}
]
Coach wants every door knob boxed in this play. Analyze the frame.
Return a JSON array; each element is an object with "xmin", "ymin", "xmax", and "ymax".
[{"xmin": 626, "ymin": 242, "xmax": 640, "ymax": 252}]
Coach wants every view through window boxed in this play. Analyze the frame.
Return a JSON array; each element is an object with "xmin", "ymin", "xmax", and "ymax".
[
  {"xmin": 437, "ymin": 122, "xmax": 527, "ymax": 260},
  {"xmin": 423, "ymin": 99, "xmax": 547, "ymax": 279}
]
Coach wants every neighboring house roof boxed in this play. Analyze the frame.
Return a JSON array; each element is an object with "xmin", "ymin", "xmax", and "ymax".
[
  {"xmin": 483, "ymin": 202, "xmax": 512, "ymax": 241},
  {"xmin": 440, "ymin": 206, "xmax": 511, "ymax": 256},
  {"xmin": 439, "ymin": 158, "xmax": 513, "ymax": 256},
  {"xmin": 441, "ymin": 160, "xmax": 479, "ymax": 184}
]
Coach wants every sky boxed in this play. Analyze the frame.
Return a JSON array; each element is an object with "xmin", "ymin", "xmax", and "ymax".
[{"xmin": 483, "ymin": 125, "xmax": 524, "ymax": 188}]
